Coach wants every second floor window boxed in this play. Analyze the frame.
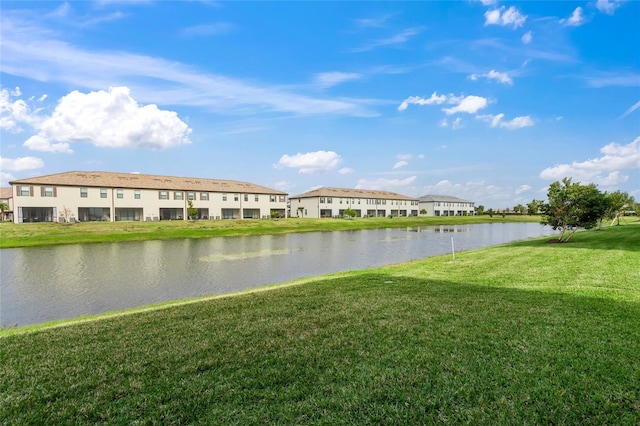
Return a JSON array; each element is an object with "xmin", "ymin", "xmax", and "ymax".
[
  {"xmin": 134, "ymin": 190, "xmax": 141, "ymax": 199},
  {"xmin": 80, "ymin": 188, "xmax": 88, "ymax": 198},
  {"xmin": 100, "ymin": 188, "xmax": 107, "ymax": 199},
  {"xmin": 159, "ymin": 191, "xmax": 168, "ymax": 200},
  {"xmin": 174, "ymin": 192, "xmax": 183, "ymax": 200},
  {"xmin": 117, "ymin": 189, "xmax": 124, "ymax": 199}
]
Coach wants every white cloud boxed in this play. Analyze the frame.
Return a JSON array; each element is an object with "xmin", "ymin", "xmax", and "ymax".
[
  {"xmin": 620, "ymin": 100, "xmax": 640, "ymax": 119},
  {"xmin": 515, "ymin": 184, "xmax": 532, "ymax": 194},
  {"xmin": 23, "ymin": 87, "xmax": 192, "ymax": 153},
  {"xmin": 275, "ymin": 150, "xmax": 342, "ymax": 174},
  {"xmin": 479, "ymin": 0, "xmax": 497, "ymax": 5},
  {"xmin": 314, "ymin": 72, "xmax": 363, "ymax": 88},
  {"xmin": 355, "ymin": 13, "xmax": 396, "ymax": 28},
  {"xmin": 443, "ymin": 95, "xmax": 489, "ymax": 115},
  {"xmin": 0, "ymin": 87, "xmax": 41, "ymax": 133},
  {"xmin": 442, "ymin": 117, "xmax": 463, "ymax": 129},
  {"xmin": 1, "ymin": 172, "xmax": 15, "ymax": 187},
  {"xmin": 596, "ymin": 0, "xmax": 624, "ymax": 15},
  {"xmin": 561, "ymin": 7, "xmax": 585, "ymax": 27},
  {"xmin": 356, "ymin": 176, "xmax": 417, "ymax": 190},
  {"xmin": 1, "ymin": 15, "xmax": 376, "ymax": 117},
  {"xmin": 397, "ymin": 154, "xmax": 412, "ymax": 161},
  {"xmin": 273, "ymin": 180, "xmax": 294, "ymax": 192},
  {"xmin": 468, "ymin": 69, "xmax": 513, "ymax": 85},
  {"xmin": 477, "ymin": 113, "xmax": 534, "ymax": 129},
  {"xmin": 539, "ymin": 137, "xmax": 640, "ymax": 186},
  {"xmin": 181, "ymin": 22, "xmax": 235, "ymax": 37},
  {"xmin": 338, "ymin": 167, "xmax": 354, "ymax": 174},
  {"xmin": 398, "ymin": 92, "xmax": 447, "ymax": 111},
  {"xmin": 484, "ymin": 6, "xmax": 527, "ymax": 29},
  {"xmin": 0, "ymin": 156, "xmax": 45, "ymax": 171},
  {"xmin": 349, "ymin": 27, "xmax": 425, "ymax": 53},
  {"xmin": 521, "ymin": 31, "xmax": 533, "ymax": 44},
  {"xmin": 393, "ymin": 160, "xmax": 408, "ymax": 169}
]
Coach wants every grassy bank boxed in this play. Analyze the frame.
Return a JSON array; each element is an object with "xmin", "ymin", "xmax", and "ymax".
[
  {"xmin": 1, "ymin": 223, "xmax": 638, "ymax": 424},
  {"xmin": 0, "ymin": 215, "xmax": 540, "ymax": 248}
]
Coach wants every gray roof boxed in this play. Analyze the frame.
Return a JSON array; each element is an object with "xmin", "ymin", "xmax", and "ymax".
[
  {"xmin": 418, "ymin": 194, "xmax": 474, "ymax": 204},
  {"xmin": 290, "ymin": 187, "xmax": 417, "ymax": 201},
  {"xmin": 9, "ymin": 171, "xmax": 287, "ymax": 195}
]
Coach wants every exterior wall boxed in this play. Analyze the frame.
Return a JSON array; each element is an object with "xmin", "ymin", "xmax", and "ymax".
[
  {"xmin": 12, "ymin": 184, "xmax": 288, "ymax": 223},
  {"xmin": 0, "ymin": 193, "xmax": 13, "ymax": 221},
  {"xmin": 419, "ymin": 201, "xmax": 475, "ymax": 216},
  {"xmin": 290, "ymin": 196, "xmax": 419, "ymax": 218}
]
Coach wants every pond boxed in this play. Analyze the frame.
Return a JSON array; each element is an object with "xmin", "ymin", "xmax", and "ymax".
[{"xmin": 0, "ymin": 223, "xmax": 556, "ymax": 327}]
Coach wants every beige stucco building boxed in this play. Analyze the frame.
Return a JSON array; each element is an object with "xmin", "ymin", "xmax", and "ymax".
[
  {"xmin": 289, "ymin": 187, "xmax": 419, "ymax": 218},
  {"xmin": 1, "ymin": 187, "xmax": 13, "ymax": 221},
  {"xmin": 418, "ymin": 195, "xmax": 475, "ymax": 216},
  {"xmin": 9, "ymin": 171, "xmax": 288, "ymax": 223}
]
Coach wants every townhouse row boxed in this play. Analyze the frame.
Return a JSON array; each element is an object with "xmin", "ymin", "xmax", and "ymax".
[{"xmin": 5, "ymin": 171, "xmax": 475, "ymax": 223}]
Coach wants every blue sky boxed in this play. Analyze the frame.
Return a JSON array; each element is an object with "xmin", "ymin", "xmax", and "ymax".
[{"xmin": 1, "ymin": 0, "xmax": 638, "ymax": 208}]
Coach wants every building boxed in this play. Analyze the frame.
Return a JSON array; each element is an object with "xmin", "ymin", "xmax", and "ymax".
[
  {"xmin": 289, "ymin": 187, "xmax": 419, "ymax": 218},
  {"xmin": 418, "ymin": 195, "xmax": 475, "ymax": 216},
  {"xmin": 0, "ymin": 187, "xmax": 13, "ymax": 222},
  {"xmin": 9, "ymin": 171, "xmax": 288, "ymax": 223}
]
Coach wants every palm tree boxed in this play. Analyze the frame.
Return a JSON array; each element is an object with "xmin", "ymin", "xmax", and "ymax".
[{"xmin": 0, "ymin": 202, "xmax": 9, "ymax": 222}]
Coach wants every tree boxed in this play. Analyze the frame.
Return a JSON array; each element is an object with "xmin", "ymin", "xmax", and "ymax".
[
  {"xmin": 475, "ymin": 205, "xmax": 485, "ymax": 215},
  {"xmin": 527, "ymin": 199, "xmax": 543, "ymax": 215},
  {"xmin": 0, "ymin": 202, "xmax": 8, "ymax": 221},
  {"xmin": 513, "ymin": 204, "xmax": 526, "ymax": 215},
  {"xmin": 343, "ymin": 208, "xmax": 357, "ymax": 218},
  {"xmin": 540, "ymin": 178, "xmax": 607, "ymax": 242},
  {"xmin": 487, "ymin": 208, "xmax": 494, "ymax": 217},
  {"xmin": 187, "ymin": 200, "xmax": 198, "ymax": 220},
  {"xmin": 603, "ymin": 191, "xmax": 634, "ymax": 226}
]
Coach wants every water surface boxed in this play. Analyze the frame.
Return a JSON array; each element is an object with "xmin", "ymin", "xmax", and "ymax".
[{"xmin": 0, "ymin": 223, "xmax": 555, "ymax": 327}]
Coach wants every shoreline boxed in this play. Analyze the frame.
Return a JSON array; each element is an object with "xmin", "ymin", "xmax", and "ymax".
[{"xmin": 0, "ymin": 215, "xmax": 541, "ymax": 248}]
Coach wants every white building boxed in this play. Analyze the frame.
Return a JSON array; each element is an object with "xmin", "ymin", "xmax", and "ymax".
[
  {"xmin": 289, "ymin": 187, "xmax": 419, "ymax": 218},
  {"xmin": 0, "ymin": 187, "xmax": 13, "ymax": 221},
  {"xmin": 9, "ymin": 171, "xmax": 288, "ymax": 223},
  {"xmin": 418, "ymin": 195, "xmax": 475, "ymax": 216}
]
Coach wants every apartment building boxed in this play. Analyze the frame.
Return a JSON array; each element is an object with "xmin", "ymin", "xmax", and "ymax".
[
  {"xmin": 289, "ymin": 187, "xmax": 419, "ymax": 218},
  {"xmin": 418, "ymin": 195, "xmax": 475, "ymax": 216},
  {"xmin": 0, "ymin": 187, "xmax": 13, "ymax": 221},
  {"xmin": 9, "ymin": 171, "xmax": 288, "ymax": 223}
]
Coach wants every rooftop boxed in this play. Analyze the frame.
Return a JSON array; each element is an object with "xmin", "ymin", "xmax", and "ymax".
[
  {"xmin": 290, "ymin": 187, "xmax": 417, "ymax": 201},
  {"xmin": 9, "ymin": 171, "xmax": 287, "ymax": 195},
  {"xmin": 418, "ymin": 194, "xmax": 474, "ymax": 204}
]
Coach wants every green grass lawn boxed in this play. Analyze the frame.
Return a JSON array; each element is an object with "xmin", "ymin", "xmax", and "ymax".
[
  {"xmin": 1, "ymin": 223, "xmax": 639, "ymax": 424},
  {"xmin": 0, "ymin": 215, "xmax": 540, "ymax": 248}
]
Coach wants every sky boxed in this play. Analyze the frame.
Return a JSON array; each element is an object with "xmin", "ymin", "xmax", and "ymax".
[{"xmin": 1, "ymin": 0, "xmax": 638, "ymax": 208}]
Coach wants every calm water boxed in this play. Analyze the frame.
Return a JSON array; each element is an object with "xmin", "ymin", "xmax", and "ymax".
[{"xmin": 0, "ymin": 223, "xmax": 555, "ymax": 327}]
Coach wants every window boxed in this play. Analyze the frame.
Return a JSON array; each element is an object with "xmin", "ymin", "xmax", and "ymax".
[
  {"xmin": 254, "ymin": 194, "xmax": 259, "ymax": 202},
  {"xmin": 100, "ymin": 188, "xmax": 108, "ymax": 199},
  {"xmin": 244, "ymin": 194, "xmax": 248, "ymax": 202},
  {"xmin": 42, "ymin": 186, "xmax": 55, "ymax": 197},
  {"xmin": 187, "ymin": 192, "xmax": 195, "ymax": 201},
  {"xmin": 117, "ymin": 189, "xmax": 124, "ymax": 199},
  {"xmin": 222, "ymin": 193, "xmax": 227, "ymax": 201},
  {"xmin": 320, "ymin": 197, "xmax": 325, "ymax": 203},
  {"xmin": 279, "ymin": 195, "xmax": 286, "ymax": 202},
  {"xmin": 20, "ymin": 186, "xmax": 32, "ymax": 196},
  {"xmin": 134, "ymin": 190, "xmax": 141, "ymax": 199},
  {"xmin": 270, "ymin": 195, "xmax": 276, "ymax": 202},
  {"xmin": 200, "ymin": 192, "xmax": 209, "ymax": 201},
  {"xmin": 174, "ymin": 192, "xmax": 183, "ymax": 200},
  {"xmin": 80, "ymin": 188, "xmax": 88, "ymax": 198},
  {"xmin": 159, "ymin": 191, "xmax": 168, "ymax": 200},
  {"xmin": 327, "ymin": 197, "xmax": 332, "ymax": 204},
  {"xmin": 234, "ymin": 194, "xmax": 239, "ymax": 202}
]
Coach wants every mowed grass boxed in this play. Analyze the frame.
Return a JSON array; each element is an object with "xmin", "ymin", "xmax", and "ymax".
[
  {"xmin": 0, "ymin": 215, "xmax": 540, "ymax": 248},
  {"xmin": 1, "ymin": 224, "xmax": 639, "ymax": 424}
]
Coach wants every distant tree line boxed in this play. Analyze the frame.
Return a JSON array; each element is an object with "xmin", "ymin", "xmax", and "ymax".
[{"xmin": 473, "ymin": 178, "xmax": 636, "ymax": 242}]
